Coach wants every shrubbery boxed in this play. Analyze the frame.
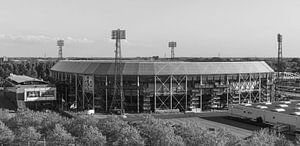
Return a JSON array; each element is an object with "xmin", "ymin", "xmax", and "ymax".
[{"xmin": 0, "ymin": 109, "xmax": 295, "ymax": 146}]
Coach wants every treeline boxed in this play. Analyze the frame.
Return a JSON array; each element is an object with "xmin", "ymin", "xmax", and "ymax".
[
  {"xmin": 0, "ymin": 61, "xmax": 56, "ymax": 81},
  {"xmin": 0, "ymin": 109, "xmax": 296, "ymax": 146}
]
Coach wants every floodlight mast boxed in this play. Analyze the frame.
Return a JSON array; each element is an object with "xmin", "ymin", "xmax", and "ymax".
[
  {"xmin": 277, "ymin": 34, "xmax": 283, "ymax": 79},
  {"xmin": 110, "ymin": 29, "xmax": 126, "ymax": 114},
  {"xmin": 57, "ymin": 40, "xmax": 64, "ymax": 60},
  {"xmin": 168, "ymin": 41, "xmax": 177, "ymax": 59}
]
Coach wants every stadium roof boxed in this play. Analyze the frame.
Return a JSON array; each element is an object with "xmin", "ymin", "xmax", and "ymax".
[{"xmin": 51, "ymin": 60, "xmax": 274, "ymax": 76}]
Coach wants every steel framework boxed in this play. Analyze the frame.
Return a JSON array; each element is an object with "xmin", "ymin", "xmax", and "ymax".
[
  {"xmin": 110, "ymin": 29, "xmax": 126, "ymax": 113},
  {"xmin": 51, "ymin": 71, "xmax": 274, "ymax": 113}
]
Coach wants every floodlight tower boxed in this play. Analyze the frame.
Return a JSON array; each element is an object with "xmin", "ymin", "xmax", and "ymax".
[
  {"xmin": 277, "ymin": 34, "xmax": 283, "ymax": 78},
  {"xmin": 169, "ymin": 41, "xmax": 177, "ymax": 59},
  {"xmin": 57, "ymin": 40, "xmax": 64, "ymax": 59},
  {"xmin": 110, "ymin": 29, "xmax": 126, "ymax": 114}
]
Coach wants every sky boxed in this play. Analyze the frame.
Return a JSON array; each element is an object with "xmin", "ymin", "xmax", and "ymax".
[{"xmin": 0, "ymin": 0, "xmax": 300, "ymax": 58}]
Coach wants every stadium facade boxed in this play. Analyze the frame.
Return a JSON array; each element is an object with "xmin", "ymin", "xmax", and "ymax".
[{"xmin": 50, "ymin": 60, "xmax": 274, "ymax": 113}]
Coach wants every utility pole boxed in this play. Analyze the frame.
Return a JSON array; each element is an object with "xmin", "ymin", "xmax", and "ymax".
[
  {"xmin": 277, "ymin": 34, "xmax": 283, "ymax": 78},
  {"xmin": 110, "ymin": 29, "xmax": 126, "ymax": 114}
]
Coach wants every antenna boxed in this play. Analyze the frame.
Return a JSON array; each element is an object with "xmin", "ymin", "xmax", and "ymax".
[
  {"xmin": 57, "ymin": 40, "xmax": 64, "ymax": 59},
  {"xmin": 168, "ymin": 41, "xmax": 177, "ymax": 59},
  {"xmin": 110, "ymin": 29, "xmax": 126, "ymax": 114}
]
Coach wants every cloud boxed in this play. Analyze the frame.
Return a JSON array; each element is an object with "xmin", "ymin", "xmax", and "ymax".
[{"xmin": 0, "ymin": 34, "xmax": 94, "ymax": 43}]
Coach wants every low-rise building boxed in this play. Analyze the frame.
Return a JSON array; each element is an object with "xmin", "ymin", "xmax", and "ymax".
[{"xmin": 0, "ymin": 74, "xmax": 56, "ymax": 110}]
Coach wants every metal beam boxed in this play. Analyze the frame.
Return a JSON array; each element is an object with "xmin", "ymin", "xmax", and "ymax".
[
  {"xmin": 185, "ymin": 75, "xmax": 188, "ymax": 111},
  {"xmin": 259, "ymin": 73, "xmax": 261, "ymax": 102},
  {"xmin": 105, "ymin": 76, "xmax": 108, "ymax": 111},
  {"xmin": 238, "ymin": 74, "xmax": 241, "ymax": 104},
  {"xmin": 200, "ymin": 75, "xmax": 203, "ymax": 111},
  {"xmin": 154, "ymin": 76, "xmax": 157, "ymax": 112},
  {"xmin": 226, "ymin": 75, "xmax": 229, "ymax": 107},
  {"xmin": 170, "ymin": 75, "xmax": 173, "ymax": 109},
  {"xmin": 75, "ymin": 74, "xmax": 78, "ymax": 112},
  {"xmin": 137, "ymin": 75, "xmax": 140, "ymax": 113}
]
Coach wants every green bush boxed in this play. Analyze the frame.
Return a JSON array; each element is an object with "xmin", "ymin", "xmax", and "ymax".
[
  {"xmin": 98, "ymin": 116, "xmax": 144, "ymax": 146},
  {"xmin": 47, "ymin": 124, "xmax": 75, "ymax": 146},
  {"xmin": 76, "ymin": 125, "xmax": 106, "ymax": 146},
  {"xmin": 136, "ymin": 116, "xmax": 184, "ymax": 146},
  {"xmin": 0, "ymin": 120, "xmax": 15, "ymax": 144},
  {"xmin": 16, "ymin": 126, "xmax": 41, "ymax": 145},
  {"xmin": 241, "ymin": 129, "xmax": 290, "ymax": 146}
]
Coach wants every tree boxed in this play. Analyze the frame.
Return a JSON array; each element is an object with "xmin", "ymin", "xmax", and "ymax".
[
  {"xmin": 47, "ymin": 124, "xmax": 75, "ymax": 146},
  {"xmin": 97, "ymin": 116, "xmax": 144, "ymax": 146},
  {"xmin": 65, "ymin": 115, "xmax": 98, "ymax": 137},
  {"xmin": 136, "ymin": 116, "xmax": 184, "ymax": 146},
  {"xmin": 0, "ymin": 121, "xmax": 15, "ymax": 144},
  {"xmin": 7, "ymin": 109, "xmax": 45, "ymax": 132},
  {"xmin": 113, "ymin": 125, "xmax": 144, "ymax": 146},
  {"xmin": 0, "ymin": 109, "xmax": 13, "ymax": 124},
  {"xmin": 16, "ymin": 126, "xmax": 41, "ymax": 145},
  {"xmin": 241, "ymin": 129, "xmax": 289, "ymax": 146},
  {"xmin": 77, "ymin": 125, "xmax": 106, "ymax": 146},
  {"xmin": 40, "ymin": 111, "xmax": 69, "ymax": 136}
]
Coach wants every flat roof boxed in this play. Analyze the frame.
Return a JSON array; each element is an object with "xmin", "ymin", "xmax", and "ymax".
[
  {"xmin": 240, "ymin": 100, "xmax": 300, "ymax": 116},
  {"xmin": 51, "ymin": 60, "xmax": 274, "ymax": 76},
  {"xmin": 7, "ymin": 74, "xmax": 47, "ymax": 85}
]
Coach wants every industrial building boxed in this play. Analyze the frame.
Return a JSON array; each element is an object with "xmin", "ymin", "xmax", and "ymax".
[
  {"xmin": 0, "ymin": 74, "xmax": 56, "ymax": 110},
  {"xmin": 229, "ymin": 101, "xmax": 300, "ymax": 133},
  {"xmin": 50, "ymin": 60, "xmax": 274, "ymax": 113}
]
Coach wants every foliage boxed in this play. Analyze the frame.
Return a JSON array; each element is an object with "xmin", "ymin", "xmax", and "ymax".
[
  {"xmin": 47, "ymin": 124, "xmax": 75, "ymax": 146},
  {"xmin": 241, "ymin": 129, "xmax": 290, "ymax": 146},
  {"xmin": 98, "ymin": 116, "xmax": 144, "ymax": 146},
  {"xmin": 0, "ymin": 109, "xmax": 14, "ymax": 123},
  {"xmin": 76, "ymin": 125, "xmax": 106, "ymax": 146},
  {"xmin": 0, "ymin": 120, "xmax": 15, "ymax": 144},
  {"xmin": 6, "ymin": 109, "xmax": 45, "ymax": 131},
  {"xmin": 113, "ymin": 125, "xmax": 144, "ymax": 146},
  {"xmin": 0, "ymin": 61, "xmax": 55, "ymax": 81},
  {"xmin": 40, "ymin": 111, "xmax": 69, "ymax": 136},
  {"xmin": 136, "ymin": 116, "xmax": 184, "ymax": 146},
  {"xmin": 0, "ymin": 109, "xmax": 295, "ymax": 145},
  {"xmin": 16, "ymin": 126, "xmax": 41, "ymax": 145}
]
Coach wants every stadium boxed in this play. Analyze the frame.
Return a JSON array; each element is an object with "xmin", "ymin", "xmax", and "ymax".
[{"xmin": 50, "ymin": 60, "xmax": 274, "ymax": 113}]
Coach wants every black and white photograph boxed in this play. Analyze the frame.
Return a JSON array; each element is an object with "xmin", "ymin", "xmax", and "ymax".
[{"xmin": 0, "ymin": 0, "xmax": 300, "ymax": 145}]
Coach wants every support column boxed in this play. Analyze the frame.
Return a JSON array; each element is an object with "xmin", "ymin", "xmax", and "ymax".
[
  {"xmin": 259, "ymin": 73, "xmax": 261, "ymax": 102},
  {"xmin": 170, "ymin": 75, "xmax": 173, "ymax": 109},
  {"xmin": 200, "ymin": 75, "xmax": 203, "ymax": 111},
  {"xmin": 82, "ymin": 75, "xmax": 85, "ymax": 110},
  {"xmin": 154, "ymin": 76, "xmax": 157, "ymax": 112},
  {"xmin": 93, "ymin": 74, "xmax": 95, "ymax": 111},
  {"xmin": 226, "ymin": 75, "xmax": 229, "ymax": 107},
  {"xmin": 238, "ymin": 74, "xmax": 241, "ymax": 104},
  {"xmin": 75, "ymin": 74, "xmax": 78, "ymax": 111},
  {"xmin": 105, "ymin": 76, "xmax": 108, "ymax": 111},
  {"xmin": 137, "ymin": 76, "xmax": 140, "ymax": 113},
  {"xmin": 185, "ymin": 75, "xmax": 188, "ymax": 111},
  {"xmin": 266, "ymin": 73, "xmax": 269, "ymax": 102},
  {"xmin": 249, "ymin": 74, "xmax": 252, "ymax": 103},
  {"xmin": 120, "ymin": 75, "xmax": 124, "ymax": 113}
]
